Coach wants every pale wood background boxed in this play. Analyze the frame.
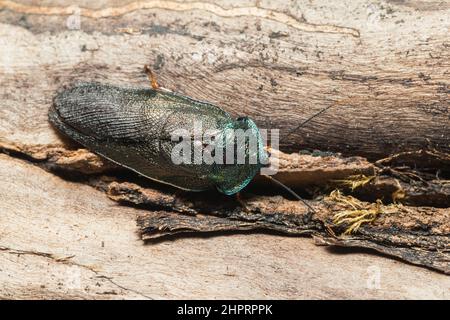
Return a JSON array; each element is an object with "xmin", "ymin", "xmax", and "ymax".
[{"xmin": 0, "ymin": 0, "xmax": 449, "ymax": 299}]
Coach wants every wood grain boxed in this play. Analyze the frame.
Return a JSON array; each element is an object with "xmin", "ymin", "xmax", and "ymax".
[
  {"xmin": 0, "ymin": 0, "xmax": 449, "ymax": 299},
  {"xmin": 1, "ymin": 155, "xmax": 449, "ymax": 299},
  {"xmin": 0, "ymin": 0, "xmax": 448, "ymax": 158}
]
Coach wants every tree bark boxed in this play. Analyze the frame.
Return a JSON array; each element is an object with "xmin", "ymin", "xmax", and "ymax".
[
  {"xmin": 1, "ymin": 154, "xmax": 449, "ymax": 299},
  {"xmin": 0, "ymin": 0, "xmax": 448, "ymax": 158},
  {"xmin": 0, "ymin": 0, "xmax": 449, "ymax": 299}
]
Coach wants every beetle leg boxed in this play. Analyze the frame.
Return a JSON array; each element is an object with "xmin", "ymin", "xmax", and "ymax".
[
  {"xmin": 144, "ymin": 65, "xmax": 160, "ymax": 90},
  {"xmin": 236, "ymin": 192, "xmax": 250, "ymax": 213}
]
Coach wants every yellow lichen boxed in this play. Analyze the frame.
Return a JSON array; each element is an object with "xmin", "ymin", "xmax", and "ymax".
[
  {"xmin": 327, "ymin": 190, "xmax": 384, "ymax": 235},
  {"xmin": 334, "ymin": 174, "xmax": 375, "ymax": 191}
]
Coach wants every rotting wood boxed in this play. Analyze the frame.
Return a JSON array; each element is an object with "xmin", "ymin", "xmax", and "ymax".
[
  {"xmin": 2, "ymin": 140, "xmax": 448, "ymax": 207},
  {"xmin": 106, "ymin": 179, "xmax": 450, "ymax": 274},
  {"xmin": 0, "ymin": 0, "xmax": 449, "ymax": 159},
  {"xmin": 0, "ymin": 0, "xmax": 449, "ymax": 299},
  {"xmin": 1, "ymin": 138, "xmax": 449, "ymax": 273},
  {"xmin": 2, "ymin": 154, "xmax": 448, "ymax": 299}
]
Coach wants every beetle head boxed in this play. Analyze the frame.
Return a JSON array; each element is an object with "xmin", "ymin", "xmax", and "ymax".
[{"xmin": 213, "ymin": 117, "xmax": 269, "ymax": 195}]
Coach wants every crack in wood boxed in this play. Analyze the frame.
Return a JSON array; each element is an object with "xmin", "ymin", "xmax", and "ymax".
[{"xmin": 0, "ymin": 245, "xmax": 154, "ymax": 299}]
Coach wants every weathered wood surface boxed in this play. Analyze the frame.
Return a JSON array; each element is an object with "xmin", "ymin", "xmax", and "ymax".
[
  {"xmin": 104, "ymin": 178, "xmax": 450, "ymax": 273},
  {"xmin": 0, "ymin": 0, "xmax": 449, "ymax": 299},
  {"xmin": 0, "ymin": 0, "xmax": 449, "ymax": 158},
  {"xmin": 1, "ymin": 154, "xmax": 449, "ymax": 299},
  {"xmin": 2, "ymin": 141, "xmax": 449, "ymax": 272}
]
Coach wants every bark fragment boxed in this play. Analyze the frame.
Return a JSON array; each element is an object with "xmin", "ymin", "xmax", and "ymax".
[
  {"xmin": 0, "ymin": 140, "xmax": 115, "ymax": 174},
  {"xmin": 1, "ymin": 139, "xmax": 448, "ymax": 273},
  {"xmin": 93, "ymin": 177, "xmax": 450, "ymax": 273}
]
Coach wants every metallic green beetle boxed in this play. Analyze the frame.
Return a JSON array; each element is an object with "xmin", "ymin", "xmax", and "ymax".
[{"xmin": 49, "ymin": 69, "xmax": 269, "ymax": 195}]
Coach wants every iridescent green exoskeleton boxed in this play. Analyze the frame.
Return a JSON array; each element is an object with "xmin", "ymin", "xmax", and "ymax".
[{"xmin": 49, "ymin": 71, "xmax": 269, "ymax": 195}]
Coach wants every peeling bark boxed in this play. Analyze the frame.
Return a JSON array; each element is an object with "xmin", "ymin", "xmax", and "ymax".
[
  {"xmin": 0, "ymin": 140, "xmax": 116, "ymax": 174},
  {"xmin": 1, "ymin": 134, "xmax": 449, "ymax": 273},
  {"xmin": 96, "ymin": 178, "xmax": 450, "ymax": 273},
  {"xmin": 0, "ymin": 0, "xmax": 449, "ymax": 298}
]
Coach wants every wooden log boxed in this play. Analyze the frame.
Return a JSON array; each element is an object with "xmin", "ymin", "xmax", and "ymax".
[
  {"xmin": 0, "ymin": 0, "xmax": 448, "ymax": 158},
  {"xmin": 1, "ymin": 154, "xmax": 449, "ymax": 299},
  {"xmin": 0, "ymin": 0, "xmax": 449, "ymax": 299}
]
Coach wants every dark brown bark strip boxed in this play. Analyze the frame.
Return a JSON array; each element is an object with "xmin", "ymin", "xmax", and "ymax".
[
  {"xmin": 137, "ymin": 211, "xmax": 313, "ymax": 241},
  {"xmin": 92, "ymin": 177, "xmax": 450, "ymax": 273},
  {"xmin": 315, "ymin": 236, "xmax": 449, "ymax": 275},
  {"xmin": 3, "ymin": 141, "xmax": 448, "ymax": 207}
]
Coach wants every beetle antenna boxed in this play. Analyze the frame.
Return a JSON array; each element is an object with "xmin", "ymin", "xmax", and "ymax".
[
  {"xmin": 144, "ymin": 65, "xmax": 160, "ymax": 90},
  {"xmin": 264, "ymin": 175, "xmax": 315, "ymax": 214},
  {"xmin": 286, "ymin": 103, "xmax": 334, "ymax": 138},
  {"xmin": 285, "ymin": 98, "xmax": 355, "ymax": 138}
]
